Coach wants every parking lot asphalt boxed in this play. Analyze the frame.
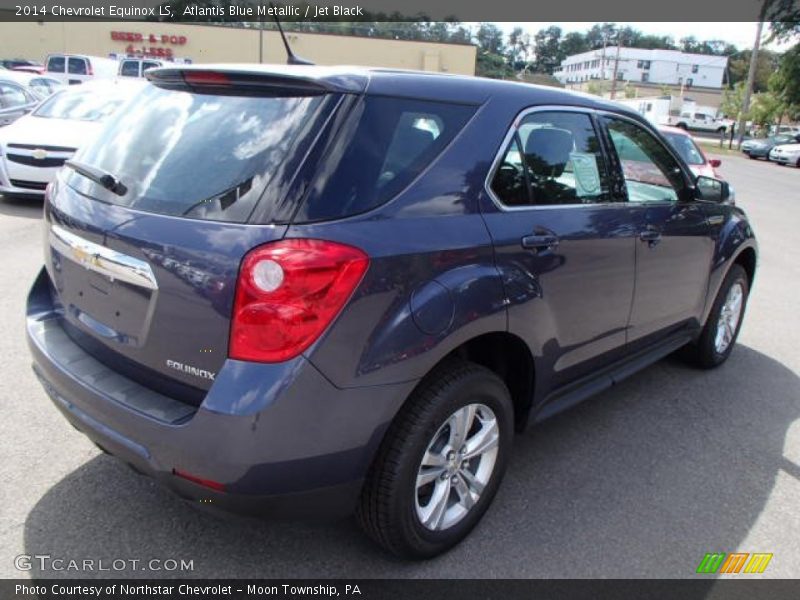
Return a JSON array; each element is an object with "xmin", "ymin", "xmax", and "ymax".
[{"xmin": 0, "ymin": 154, "xmax": 797, "ymax": 579}]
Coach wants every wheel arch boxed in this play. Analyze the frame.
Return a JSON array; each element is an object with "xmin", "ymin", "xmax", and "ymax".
[{"xmin": 393, "ymin": 331, "xmax": 536, "ymax": 433}]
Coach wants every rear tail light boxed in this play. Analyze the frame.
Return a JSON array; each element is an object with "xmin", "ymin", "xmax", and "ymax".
[{"xmin": 229, "ymin": 239, "xmax": 369, "ymax": 363}]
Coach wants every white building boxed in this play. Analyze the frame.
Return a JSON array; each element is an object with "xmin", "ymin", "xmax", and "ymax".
[{"xmin": 554, "ymin": 47, "xmax": 728, "ymax": 89}]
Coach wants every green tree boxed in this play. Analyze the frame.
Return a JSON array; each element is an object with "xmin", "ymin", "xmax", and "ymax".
[
  {"xmin": 749, "ymin": 91, "xmax": 783, "ymax": 128},
  {"xmin": 721, "ymin": 82, "xmax": 748, "ymax": 121},
  {"xmin": 532, "ymin": 26, "xmax": 563, "ymax": 73},
  {"xmin": 507, "ymin": 26, "xmax": 530, "ymax": 70},
  {"xmin": 728, "ymin": 49, "xmax": 780, "ymax": 92},
  {"xmin": 475, "ymin": 23, "xmax": 505, "ymax": 56}
]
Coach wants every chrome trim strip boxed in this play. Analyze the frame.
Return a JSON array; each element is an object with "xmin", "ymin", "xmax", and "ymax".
[{"xmin": 50, "ymin": 224, "xmax": 158, "ymax": 290}]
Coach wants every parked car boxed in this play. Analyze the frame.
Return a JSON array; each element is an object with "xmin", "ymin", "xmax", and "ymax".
[
  {"xmin": 741, "ymin": 133, "xmax": 800, "ymax": 160},
  {"xmin": 0, "ymin": 79, "xmax": 141, "ymax": 197},
  {"xmin": 0, "ymin": 72, "xmax": 61, "ymax": 127},
  {"xmin": 659, "ymin": 125, "xmax": 722, "ymax": 179},
  {"xmin": 0, "ymin": 58, "xmax": 42, "ymax": 71},
  {"xmin": 770, "ymin": 124, "xmax": 800, "ymax": 137},
  {"xmin": 118, "ymin": 57, "xmax": 164, "ymax": 78},
  {"xmin": 769, "ymin": 143, "xmax": 800, "ymax": 167},
  {"xmin": 11, "ymin": 65, "xmax": 47, "ymax": 75},
  {"xmin": 27, "ymin": 66, "xmax": 757, "ymax": 559},
  {"xmin": 44, "ymin": 54, "xmax": 118, "ymax": 85}
]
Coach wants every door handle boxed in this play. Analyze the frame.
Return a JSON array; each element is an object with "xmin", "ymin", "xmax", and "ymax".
[
  {"xmin": 639, "ymin": 228, "xmax": 662, "ymax": 247},
  {"xmin": 521, "ymin": 234, "xmax": 559, "ymax": 252}
]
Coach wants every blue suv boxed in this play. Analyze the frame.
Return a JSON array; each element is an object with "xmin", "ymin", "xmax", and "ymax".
[{"xmin": 27, "ymin": 65, "xmax": 756, "ymax": 558}]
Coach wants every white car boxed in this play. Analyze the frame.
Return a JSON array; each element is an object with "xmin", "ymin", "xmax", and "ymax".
[
  {"xmin": 769, "ymin": 143, "xmax": 800, "ymax": 167},
  {"xmin": 0, "ymin": 79, "xmax": 143, "ymax": 198}
]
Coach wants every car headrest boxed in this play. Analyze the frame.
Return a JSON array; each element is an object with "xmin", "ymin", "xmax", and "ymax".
[
  {"xmin": 524, "ymin": 128, "xmax": 574, "ymax": 179},
  {"xmin": 384, "ymin": 126, "xmax": 435, "ymax": 174}
]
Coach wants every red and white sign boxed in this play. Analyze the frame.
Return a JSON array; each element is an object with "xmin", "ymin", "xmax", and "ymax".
[{"xmin": 111, "ymin": 31, "xmax": 188, "ymax": 59}]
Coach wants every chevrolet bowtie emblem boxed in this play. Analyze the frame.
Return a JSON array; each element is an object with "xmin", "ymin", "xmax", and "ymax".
[{"xmin": 31, "ymin": 148, "xmax": 48, "ymax": 160}]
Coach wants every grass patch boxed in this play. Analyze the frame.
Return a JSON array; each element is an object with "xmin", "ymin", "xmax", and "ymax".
[{"xmin": 696, "ymin": 142, "xmax": 746, "ymax": 157}]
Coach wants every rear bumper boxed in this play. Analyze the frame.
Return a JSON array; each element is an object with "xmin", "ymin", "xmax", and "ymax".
[{"xmin": 27, "ymin": 268, "xmax": 415, "ymax": 518}]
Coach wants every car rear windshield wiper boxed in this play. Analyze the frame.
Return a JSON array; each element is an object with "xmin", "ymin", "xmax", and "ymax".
[{"xmin": 65, "ymin": 160, "xmax": 128, "ymax": 196}]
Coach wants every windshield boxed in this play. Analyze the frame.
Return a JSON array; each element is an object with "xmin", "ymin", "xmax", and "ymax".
[
  {"xmin": 65, "ymin": 84, "xmax": 331, "ymax": 223},
  {"xmin": 34, "ymin": 89, "xmax": 126, "ymax": 121},
  {"xmin": 661, "ymin": 131, "xmax": 705, "ymax": 165}
]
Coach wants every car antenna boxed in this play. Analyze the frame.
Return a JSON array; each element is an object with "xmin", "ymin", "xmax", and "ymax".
[{"xmin": 270, "ymin": 4, "xmax": 314, "ymax": 65}]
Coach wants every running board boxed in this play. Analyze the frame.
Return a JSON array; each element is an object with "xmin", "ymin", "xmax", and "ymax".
[{"xmin": 533, "ymin": 333, "xmax": 692, "ymax": 423}]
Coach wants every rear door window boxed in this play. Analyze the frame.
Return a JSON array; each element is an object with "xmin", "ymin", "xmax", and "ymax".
[
  {"xmin": 65, "ymin": 84, "xmax": 335, "ymax": 224},
  {"xmin": 46, "ymin": 55, "xmax": 65, "ymax": 73},
  {"xmin": 296, "ymin": 96, "xmax": 475, "ymax": 222},
  {"xmin": 67, "ymin": 57, "xmax": 88, "ymax": 75}
]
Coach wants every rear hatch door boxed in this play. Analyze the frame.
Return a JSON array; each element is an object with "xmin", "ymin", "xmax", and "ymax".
[{"xmin": 44, "ymin": 71, "xmax": 344, "ymax": 397}]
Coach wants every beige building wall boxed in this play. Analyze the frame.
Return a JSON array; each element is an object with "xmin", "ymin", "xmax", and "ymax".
[{"xmin": 0, "ymin": 21, "xmax": 476, "ymax": 75}]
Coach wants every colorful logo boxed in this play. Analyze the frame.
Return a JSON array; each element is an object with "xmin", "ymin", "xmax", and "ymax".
[{"xmin": 696, "ymin": 552, "xmax": 773, "ymax": 574}]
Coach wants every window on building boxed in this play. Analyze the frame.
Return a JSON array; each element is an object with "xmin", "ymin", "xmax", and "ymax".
[
  {"xmin": 637, "ymin": 60, "xmax": 651, "ymax": 70},
  {"xmin": 641, "ymin": 72, "xmax": 650, "ymax": 83},
  {"xmin": 686, "ymin": 78, "xmax": 693, "ymax": 87},
  {"xmin": 692, "ymin": 64, "xmax": 699, "ymax": 73}
]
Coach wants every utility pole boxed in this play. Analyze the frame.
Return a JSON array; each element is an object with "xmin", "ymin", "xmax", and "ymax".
[
  {"xmin": 736, "ymin": 19, "xmax": 764, "ymax": 147},
  {"xmin": 610, "ymin": 38, "xmax": 622, "ymax": 99},
  {"xmin": 600, "ymin": 34, "xmax": 607, "ymax": 85}
]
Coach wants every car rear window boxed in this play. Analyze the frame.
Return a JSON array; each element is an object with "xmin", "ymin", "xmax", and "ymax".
[
  {"xmin": 65, "ymin": 84, "xmax": 334, "ymax": 223},
  {"xmin": 294, "ymin": 96, "xmax": 475, "ymax": 222}
]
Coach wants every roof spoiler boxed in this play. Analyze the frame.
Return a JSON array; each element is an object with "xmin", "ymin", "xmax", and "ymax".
[{"xmin": 145, "ymin": 68, "xmax": 332, "ymax": 95}]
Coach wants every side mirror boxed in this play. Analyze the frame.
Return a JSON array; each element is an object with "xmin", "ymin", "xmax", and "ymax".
[
  {"xmin": 695, "ymin": 175, "xmax": 733, "ymax": 204},
  {"xmin": 708, "ymin": 158, "xmax": 721, "ymax": 168}
]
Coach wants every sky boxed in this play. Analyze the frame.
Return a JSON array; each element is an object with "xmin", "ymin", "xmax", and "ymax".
[{"xmin": 493, "ymin": 22, "xmax": 793, "ymax": 51}]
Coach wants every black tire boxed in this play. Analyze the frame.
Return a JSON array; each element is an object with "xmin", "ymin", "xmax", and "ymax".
[
  {"xmin": 357, "ymin": 359, "xmax": 514, "ymax": 559},
  {"xmin": 682, "ymin": 264, "xmax": 749, "ymax": 369},
  {"xmin": 747, "ymin": 154, "xmax": 757, "ymax": 160},
  {"xmin": 676, "ymin": 122, "xmax": 688, "ymax": 130}
]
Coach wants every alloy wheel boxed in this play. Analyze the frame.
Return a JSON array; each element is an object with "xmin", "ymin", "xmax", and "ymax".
[
  {"xmin": 414, "ymin": 403, "xmax": 499, "ymax": 531},
  {"xmin": 714, "ymin": 281, "xmax": 744, "ymax": 354}
]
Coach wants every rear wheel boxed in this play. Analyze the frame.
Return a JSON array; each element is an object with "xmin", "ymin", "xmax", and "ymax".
[
  {"xmin": 676, "ymin": 122, "xmax": 688, "ymax": 130},
  {"xmin": 682, "ymin": 264, "xmax": 749, "ymax": 368},
  {"xmin": 357, "ymin": 360, "xmax": 513, "ymax": 559}
]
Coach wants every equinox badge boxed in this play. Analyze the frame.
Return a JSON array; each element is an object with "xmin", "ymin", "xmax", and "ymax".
[{"xmin": 166, "ymin": 359, "xmax": 216, "ymax": 380}]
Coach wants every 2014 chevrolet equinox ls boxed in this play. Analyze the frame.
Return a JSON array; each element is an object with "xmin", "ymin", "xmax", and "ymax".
[{"xmin": 27, "ymin": 65, "xmax": 756, "ymax": 559}]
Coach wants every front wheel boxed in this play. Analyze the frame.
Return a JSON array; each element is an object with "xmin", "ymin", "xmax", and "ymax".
[
  {"xmin": 357, "ymin": 360, "xmax": 513, "ymax": 559},
  {"xmin": 683, "ymin": 264, "xmax": 749, "ymax": 368}
]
